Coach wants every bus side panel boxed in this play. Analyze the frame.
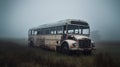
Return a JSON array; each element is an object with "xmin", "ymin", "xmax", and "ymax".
[
  {"xmin": 45, "ymin": 35, "xmax": 62, "ymax": 50},
  {"xmin": 35, "ymin": 35, "xmax": 62, "ymax": 50}
]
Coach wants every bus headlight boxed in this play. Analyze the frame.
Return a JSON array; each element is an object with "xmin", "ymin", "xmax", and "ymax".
[{"xmin": 72, "ymin": 43, "xmax": 78, "ymax": 47}]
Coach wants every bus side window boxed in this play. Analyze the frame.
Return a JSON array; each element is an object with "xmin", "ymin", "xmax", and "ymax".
[
  {"xmin": 75, "ymin": 29, "xmax": 79, "ymax": 34},
  {"xmin": 79, "ymin": 29, "xmax": 82, "ymax": 34},
  {"xmin": 68, "ymin": 30, "xmax": 74, "ymax": 34},
  {"xmin": 34, "ymin": 31, "xmax": 37, "ymax": 35},
  {"xmin": 57, "ymin": 26, "xmax": 63, "ymax": 34},
  {"xmin": 58, "ymin": 30, "xmax": 63, "ymax": 34},
  {"xmin": 31, "ymin": 30, "xmax": 37, "ymax": 35},
  {"xmin": 50, "ymin": 27, "xmax": 54, "ymax": 34},
  {"xmin": 64, "ymin": 30, "xmax": 66, "ymax": 34},
  {"xmin": 53, "ymin": 27, "xmax": 56, "ymax": 34},
  {"xmin": 51, "ymin": 31, "xmax": 54, "ymax": 34},
  {"xmin": 54, "ymin": 31, "xmax": 56, "ymax": 34},
  {"xmin": 31, "ymin": 30, "xmax": 34, "ymax": 35}
]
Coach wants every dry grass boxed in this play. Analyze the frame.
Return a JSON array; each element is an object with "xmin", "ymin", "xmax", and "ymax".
[
  {"xmin": 94, "ymin": 53, "xmax": 120, "ymax": 67},
  {"xmin": 0, "ymin": 40, "xmax": 120, "ymax": 67}
]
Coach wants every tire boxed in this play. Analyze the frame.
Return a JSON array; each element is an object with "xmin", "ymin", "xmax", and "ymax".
[{"xmin": 61, "ymin": 42, "xmax": 70, "ymax": 54}]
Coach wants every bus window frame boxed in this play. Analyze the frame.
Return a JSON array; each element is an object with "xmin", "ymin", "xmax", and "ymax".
[
  {"xmin": 66, "ymin": 24, "xmax": 90, "ymax": 35},
  {"xmin": 57, "ymin": 26, "xmax": 63, "ymax": 35},
  {"xmin": 29, "ymin": 24, "xmax": 89, "ymax": 36}
]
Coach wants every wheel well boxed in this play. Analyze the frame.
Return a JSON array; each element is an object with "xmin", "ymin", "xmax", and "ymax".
[{"xmin": 61, "ymin": 42, "xmax": 68, "ymax": 47}]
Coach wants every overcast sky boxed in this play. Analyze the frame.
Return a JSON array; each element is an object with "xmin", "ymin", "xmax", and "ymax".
[{"xmin": 0, "ymin": 0, "xmax": 120, "ymax": 41}]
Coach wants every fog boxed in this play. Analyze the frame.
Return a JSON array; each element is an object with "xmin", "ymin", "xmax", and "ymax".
[{"xmin": 0, "ymin": 0, "xmax": 120, "ymax": 41}]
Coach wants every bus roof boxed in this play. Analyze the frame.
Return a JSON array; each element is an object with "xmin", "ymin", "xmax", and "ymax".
[{"xmin": 30, "ymin": 19, "xmax": 89, "ymax": 30}]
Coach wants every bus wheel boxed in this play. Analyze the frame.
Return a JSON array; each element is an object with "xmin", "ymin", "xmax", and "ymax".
[{"xmin": 61, "ymin": 43, "xmax": 70, "ymax": 54}]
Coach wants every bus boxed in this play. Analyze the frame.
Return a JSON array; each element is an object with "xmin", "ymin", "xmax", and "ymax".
[{"xmin": 28, "ymin": 19, "xmax": 95, "ymax": 54}]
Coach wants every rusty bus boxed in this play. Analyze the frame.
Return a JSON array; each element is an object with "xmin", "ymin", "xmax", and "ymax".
[{"xmin": 28, "ymin": 19, "xmax": 95, "ymax": 54}]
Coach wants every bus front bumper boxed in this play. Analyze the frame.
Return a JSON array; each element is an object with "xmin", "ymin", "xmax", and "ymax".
[{"xmin": 69, "ymin": 47, "xmax": 96, "ymax": 51}]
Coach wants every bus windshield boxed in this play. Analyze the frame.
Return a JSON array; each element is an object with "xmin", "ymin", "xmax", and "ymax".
[{"xmin": 66, "ymin": 25, "xmax": 90, "ymax": 35}]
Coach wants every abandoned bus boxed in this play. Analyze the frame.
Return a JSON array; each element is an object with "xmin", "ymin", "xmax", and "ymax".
[{"xmin": 28, "ymin": 19, "xmax": 95, "ymax": 54}]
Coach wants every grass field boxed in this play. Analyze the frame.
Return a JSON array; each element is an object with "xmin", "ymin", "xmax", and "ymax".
[{"xmin": 0, "ymin": 39, "xmax": 120, "ymax": 67}]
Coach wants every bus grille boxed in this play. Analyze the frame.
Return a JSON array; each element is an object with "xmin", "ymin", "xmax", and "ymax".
[{"xmin": 79, "ymin": 39, "xmax": 91, "ymax": 48}]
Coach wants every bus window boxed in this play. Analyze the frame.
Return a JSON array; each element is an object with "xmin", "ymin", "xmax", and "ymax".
[
  {"xmin": 82, "ymin": 29, "xmax": 89, "ymax": 35},
  {"xmin": 64, "ymin": 30, "xmax": 67, "ymax": 34},
  {"xmin": 75, "ymin": 29, "xmax": 79, "ymax": 34},
  {"xmin": 54, "ymin": 31, "xmax": 56, "ymax": 34},
  {"xmin": 31, "ymin": 30, "xmax": 37, "ymax": 35},
  {"xmin": 45, "ymin": 28, "xmax": 50, "ymax": 35},
  {"xmin": 57, "ymin": 30, "xmax": 63, "ymax": 34},
  {"xmin": 34, "ymin": 31, "xmax": 37, "ymax": 35},
  {"xmin": 57, "ymin": 26, "xmax": 63, "ymax": 34},
  {"xmin": 37, "ymin": 30, "xmax": 40, "ymax": 35},
  {"xmin": 32, "ymin": 30, "xmax": 34, "ymax": 35},
  {"xmin": 51, "ymin": 31, "xmax": 54, "ymax": 34},
  {"xmin": 68, "ymin": 30, "xmax": 74, "ymax": 34},
  {"xmin": 79, "ymin": 29, "xmax": 82, "ymax": 34}
]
